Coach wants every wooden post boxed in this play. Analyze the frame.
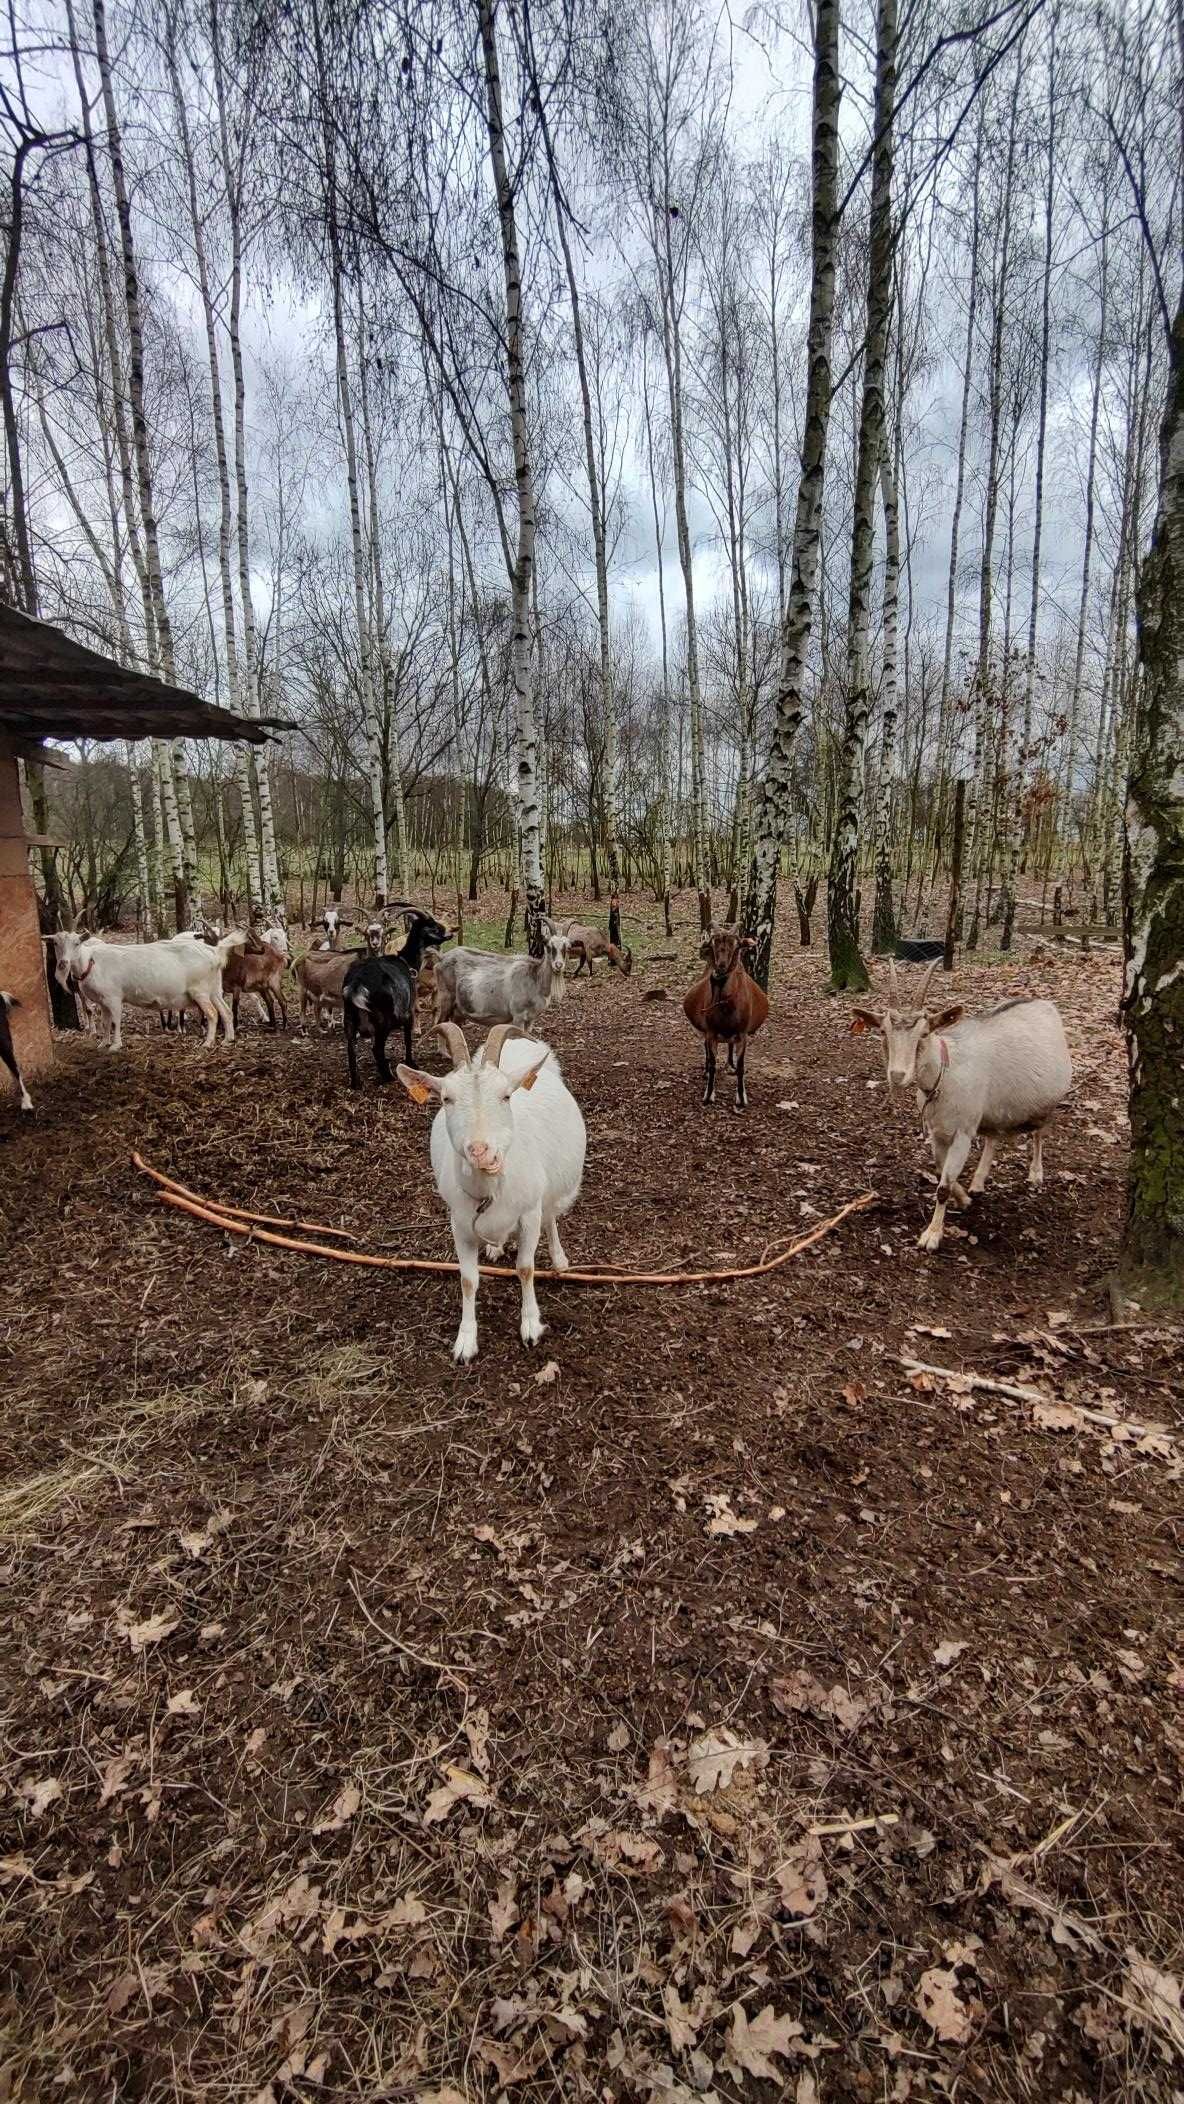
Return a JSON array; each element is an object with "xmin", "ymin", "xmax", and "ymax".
[{"xmin": 943, "ymin": 778, "xmax": 966, "ymax": 973}]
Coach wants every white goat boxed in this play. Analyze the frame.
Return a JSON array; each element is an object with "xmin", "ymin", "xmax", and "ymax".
[
  {"xmin": 398, "ymin": 1020, "xmax": 586, "ymax": 1362},
  {"xmin": 433, "ymin": 921, "xmax": 570, "ymax": 1033},
  {"xmin": 855, "ymin": 960, "xmax": 1073, "ymax": 1252},
  {"xmin": 51, "ymin": 930, "xmax": 246, "ymax": 1050}
]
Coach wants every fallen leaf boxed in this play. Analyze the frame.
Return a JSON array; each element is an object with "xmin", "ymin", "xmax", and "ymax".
[
  {"xmin": 464, "ymin": 1707, "xmax": 491, "ymax": 1778},
  {"xmin": 607, "ymin": 1721, "xmax": 630, "ymax": 1752},
  {"xmin": 776, "ymin": 1842, "xmax": 828, "ymax": 1919},
  {"xmin": 489, "ymin": 1876, "xmax": 518, "ymax": 1943},
  {"xmin": 533, "ymin": 1360, "xmax": 560, "ymax": 1386},
  {"xmin": 123, "ymin": 1610, "xmax": 179, "ymax": 1653},
  {"xmin": 663, "ymin": 1984, "xmax": 700, "ymax": 2051},
  {"xmin": 914, "ymin": 1966, "xmax": 973, "ymax": 2043},
  {"xmin": 475, "ymin": 2038, "xmax": 542, "ymax": 2085},
  {"xmin": 726, "ymin": 2002, "xmax": 804, "ymax": 2080},
  {"xmin": 686, "ymin": 1728, "xmax": 768, "ymax": 1795},
  {"xmin": 1032, "ymin": 1400, "xmax": 1084, "ymax": 1432},
  {"xmin": 166, "ymin": 1689, "xmax": 199, "ymax": 1717},
  {"xmin": 313, "ymin": 1782, "xmax": 361, "ymax": 1834},
  {"xmin": 423, "ymin": 1764, "xmax": 493, "ymax": 1825},
  {"xmin": 933, "ymin": 1640, "xmax": 968, "ymax": 1668},
  {"xmin": 704, "ymin": 1494, "xmax": 758, "ymax": 1537},
  {"xmin": 24, "ymin": 1775, "xmax": 63, "ymax": 1818},
  {"xmin": 1124, "ymin": 1951, "xmax": 1184, "ymax": 2056}
]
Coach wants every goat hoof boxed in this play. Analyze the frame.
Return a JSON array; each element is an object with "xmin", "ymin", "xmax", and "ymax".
[
  {"xmin": 917, "ymin": 1228, "xmax": 942, "ymax": 1254},
  {"xmin": 452, "ymin": 1335, "xmax": 478, "ymax": 1364},
  {"xmin": 520, "ymin": 1320, "xmax": 545, "ymax": 1348},
  {"xmin": 732, "ymin": 1101, "xmax": 747, "ymax": 1115},
  {"xmin": 1028, "ymin": 1171, "xmax": 1044, "ymax": 1188}
]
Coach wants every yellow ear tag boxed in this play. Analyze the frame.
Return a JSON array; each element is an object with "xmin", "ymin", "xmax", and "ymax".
[
  {"xmin": 850, "ymin": 1015, "xmax": 868, "ymax": 1035},
  {"xmin": 520, "ymin": 1068, "xmax": 539, "ymax": 1091},
  {"xmin": 406, "ymin": 1079, "xmax": 431, "ymax": 1105}
]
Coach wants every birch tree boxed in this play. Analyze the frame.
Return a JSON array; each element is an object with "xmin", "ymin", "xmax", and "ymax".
[
  {"xmin": 743, "ymin": 0, "xmax": 841, "ymax": 989},
  {"xmin": 826, "ymin": 0, "xmax": 897, "ymax": 994},
  {"xmin": 478, "ymin": 0, "xmax": 545, "ymax": 950}
]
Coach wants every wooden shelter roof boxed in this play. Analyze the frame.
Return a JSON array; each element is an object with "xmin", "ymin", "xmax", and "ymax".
[{"xmin": 0, "ymin": 605, "xmax": 288, "ymax": 747}]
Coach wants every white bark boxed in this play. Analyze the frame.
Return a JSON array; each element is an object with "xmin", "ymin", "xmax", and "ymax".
[{"xmin": 478, "ymin": 0, "xmax": 545, "ymax": 947}]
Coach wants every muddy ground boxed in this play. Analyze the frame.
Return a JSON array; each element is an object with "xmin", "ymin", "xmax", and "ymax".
[{"xmin": 0, "ymin": 893, "xmax": 1181, "ymax": 2102}]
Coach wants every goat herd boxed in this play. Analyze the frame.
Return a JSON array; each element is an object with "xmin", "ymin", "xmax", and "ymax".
[{"xmin": 4, "ymin": 907, "xmax": 1076, "ymax": 1362}]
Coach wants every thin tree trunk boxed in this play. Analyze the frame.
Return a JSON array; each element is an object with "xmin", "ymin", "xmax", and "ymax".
[
  {"xmin": 478, "ymin": 0, "xmax": 545, "ymax": 950},
  {"xmin": 935, "ymin": 119, "xmax": 981, "ymax": 865},
  {"xmin": 165, "ymin": 3, "xmax": 263, "ymax": 916},
  {"xmin": 356, "ymin": 295, "xmax": 409, "ymax": 888},
  {"xmin": 1121, "ymin": 282, "xmax": 1184, "ymax": 1290},
  {"xmin": 92, "ymin": 0, "xmax": 195, "ymax": 925},
  {"xmin": 1001, "ymin": 14, "xmax": 1057, "ymax": 950},
  {"xmin": 743, "ymin": 0, "xmax": 841, "ymax": 989},
  {"xmin": 967, "ymin": 51, "xmax": 1022, "ymax": 950},
  {"xmin": 827, "ymin": 0, "xmax": 896, "ymax": 992},
  {"xmin": 872, "ymin": 445, "xmax": 901, "ymax": 952}
]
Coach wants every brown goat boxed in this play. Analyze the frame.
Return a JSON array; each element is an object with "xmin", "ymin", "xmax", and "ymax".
[
  {"xmin": 683, "ymin": 926, "xmax": 769, "ymax": 1112},
  {"xmin": 222, "ymin": 937, "xmax": 288, "ymax": 1031},
  {"xmin": 565, "ymin": 920, "xmax": 633, "ymax": 977}
]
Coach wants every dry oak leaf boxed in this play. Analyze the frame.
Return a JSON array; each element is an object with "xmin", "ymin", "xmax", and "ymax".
[
  {"xmin": 592, "ymin": 1829, "xmax": 663, "ymax": 1875},
  {"xmin": 121, "ymin": 1609, "xmax": 179, "ymax": 1652},
  {"xmin": 313, "ymin": 1781, "xmax": 361, "ymax": 1834},
  {"xmin": 932, "ymin": 1640, "xmax": 968, "ymax": 1669},
  {"xmin": 772, "ymin": 1670, "xmax": 869, "ymax": 1732},
  {"xmin": 704, "ymin": 1494, "xmax": 758, "ymax": 1537},
  {"xmin": 534, "ymin": 1359, "xmax": 561, "ymax": 1386},
  {"xmin": 23, "ymin": 1775, "xmax": 63, "ymax": 1818},
  {"xmin": 474, "ymin": 2038, "xmax": 542, "ymax": 2086},
  {"xmin": 489, "ymin": 1875, "xmax": 519, "ymax": 1943},
  {"xmin": 1032, "ymin": 1400, "xmax": 1085, "ymax": 1432},
  {"xmin": 662, "ymin": 1984, "xmax": 700, "ymax": 2052},
  {"xmin": 726, "ymin": 2002, "xmax": 805, "ymax": 2080},
  {"xmin": 463, "ymin": 1706, "xmax": 491, "ymax": 1778},
  {"xmin": 423, "ymin": 1763, "xmax": 494, "ymax": 1825},
  {"xmin": 914, "ymin": 1966, "xmax": 974, "ymax": 2043},
  {"xmin": 415, "ymin": 2090, "xmax": 469, "ymax": 2104},
  {"xmin": 166, "ymin": 1689, "xmax": 199, "ymax": 1718},
  {"xmin": 686, "ymin": 1727, "xmax": 768, "ymax": 1795},
  {"xmin": 776, "ymin": 1842, "xmax": 828, "ymax": 1919},
  {"xmin": 632, "ymin": 1741, "xmax": 680, "ymax": 1818},
  {"xmin": 1124, "ymin": 1951, "xmax": 1184, "ymax": 2057}
]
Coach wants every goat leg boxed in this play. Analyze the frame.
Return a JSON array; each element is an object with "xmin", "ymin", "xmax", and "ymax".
[
  {"xmin": 703, "ymin": 1038, "xmax": 717, "ymax": 1106},
  {"xmin": 450, "ymin": 1212, "xmax": 481, "ymax": 1362},
  {"xmin": 734, "ymin": 1037, "xmax": 749, "ymax": 1114},
  {"xmin": 517, "ymin": 1204, "xmax": 545, "ymax": 1348},
  {"xmin": 0, "ymin": 1027, "xmax": 32, "ymax": 1112},
  {"xmin": 919, "ymin": 1130, "xmax": 974, "ymax": 1252},
  {"xmin": 346, "ymin": 1021, "xmax": 361, "ymax": 1089},
  {"xmin": 373, "ymin": 1028, "xmax": 393, "ymax": 1084}
]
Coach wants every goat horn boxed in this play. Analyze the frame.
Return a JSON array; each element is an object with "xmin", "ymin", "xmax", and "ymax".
[
  {"xmin": 482, "ymin": 1023, "xmax": 518, "ymax": 1069},
  {"xmin": 918, "ymin": 957, "xmax": 942, "ymax": 1004},
  {"xmin": 436, "ymin": 1022, "xmax": 470, "ymax": 1068}
]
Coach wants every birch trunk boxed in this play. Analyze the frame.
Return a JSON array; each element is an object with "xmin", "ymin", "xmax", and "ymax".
[
  {"xmin": 478, "ymin": 0, "xmax": 545, "ymax": 950},
  {"xmin": 827, "ymin": 0, "xmax": 896, "ymax": 993},
  {"xmin": 871, "ymin": 444, "xmax": 901, "ymax": 952},
  {"xmin": 1001, "ymin": 15, "xmax": 1057, "ymax": 951},
  {"xmin": 743, "ymin": 0, "xmax": 841, "ymax": 989},
  {"xmin": 935, "ymin": 119, "xmax": 981, "ymax": 863},
  {"xmin": 208, "ymin": 0, "xmax": 281, "ymax": 910},
  {"xmin": 92, "ymin": 0, "xmax": 196, "ymax": 925},
  {"xmin": 967, "ymin": 53, "xmax": 1022, "ymax": 950},
  {"xmin": 165, "ymin": 7, "xmax": 263, "ymax": 916},
  {"xmin": 642, "ymin": 341, "xmax": 673, "ymax": 932},
  {"xmin": 356, "ymin": 301, "xmax": 409, "ymax": 888},
  {"xmin": 653, "ymin": 220, "xmax": 710, "ymax": 929},
  {"xmin": 1121, "ymin": 286, "xmax": 1184, "ymax": 1291}
]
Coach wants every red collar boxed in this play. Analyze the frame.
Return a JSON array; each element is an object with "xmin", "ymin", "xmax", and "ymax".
[{"xmin": 74, "ymin": 956, "xmax": 94, "ymax": 986}]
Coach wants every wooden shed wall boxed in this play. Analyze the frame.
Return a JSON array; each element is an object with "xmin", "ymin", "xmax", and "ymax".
[{"xmin": 0, "ymin": 741, "xmax": 55, "ymax": 1078}]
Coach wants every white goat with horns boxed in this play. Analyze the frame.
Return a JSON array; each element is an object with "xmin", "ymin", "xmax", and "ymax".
[
  {"xmin": 398, "ymin": 1021, "xmax": 586, "ymax": 1362},
  {"xmin": 855, "ymin": 958, "xmax": 1073, "ymax": 1253}
]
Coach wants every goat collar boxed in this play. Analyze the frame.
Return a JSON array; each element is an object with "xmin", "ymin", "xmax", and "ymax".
[{"xmin": 74, "ymin": 956, "xmax": 95, "ymax": 987}]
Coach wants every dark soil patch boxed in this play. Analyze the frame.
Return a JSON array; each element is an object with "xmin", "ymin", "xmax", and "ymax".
[{"xmin": 0, "ymin": 894, "xmax": 1180, "ymax": 2101}]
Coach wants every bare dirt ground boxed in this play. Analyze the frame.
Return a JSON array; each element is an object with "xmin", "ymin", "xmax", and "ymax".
[{"xmin": 1, "ymin": 892, "xmax": 1181, "ymax": 2103}]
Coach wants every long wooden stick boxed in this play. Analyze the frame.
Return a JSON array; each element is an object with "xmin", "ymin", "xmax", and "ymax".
[
  {"xmin": 132, "ymin": 1153, "xmax": 358, "ymax": 1240},
  {"xmin": 133, "ymin": 1155, "xmax": 876, "ymax": 1287}
]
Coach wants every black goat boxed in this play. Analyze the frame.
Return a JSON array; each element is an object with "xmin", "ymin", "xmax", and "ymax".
[
  {"xmin": 343, "ymin": 908, "xmax": 450, "ymax": 1088},
  {"xmin": 0, "ymin": 993, "xmax": 33, "ymax": 1113}
]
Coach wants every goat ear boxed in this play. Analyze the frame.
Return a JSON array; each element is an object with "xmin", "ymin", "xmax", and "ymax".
[
  {"xmin": 850, "ymin": 1007, "xmax": 881, "ymax": 1033},
  {"xmin": 508, "ymin": 1047, "xmax": 551, "ymax": 1094},
  {"xmin": 395, "ymin": 1063, "xmax": 445, "ymax": 1105},
  {"xmin": 931, "ymin": 1003, "xmax": 964, "ymax": 1030},
  {"xmin": 698, "ymin": 939, "xmax": 713, "ymax": 960}
]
